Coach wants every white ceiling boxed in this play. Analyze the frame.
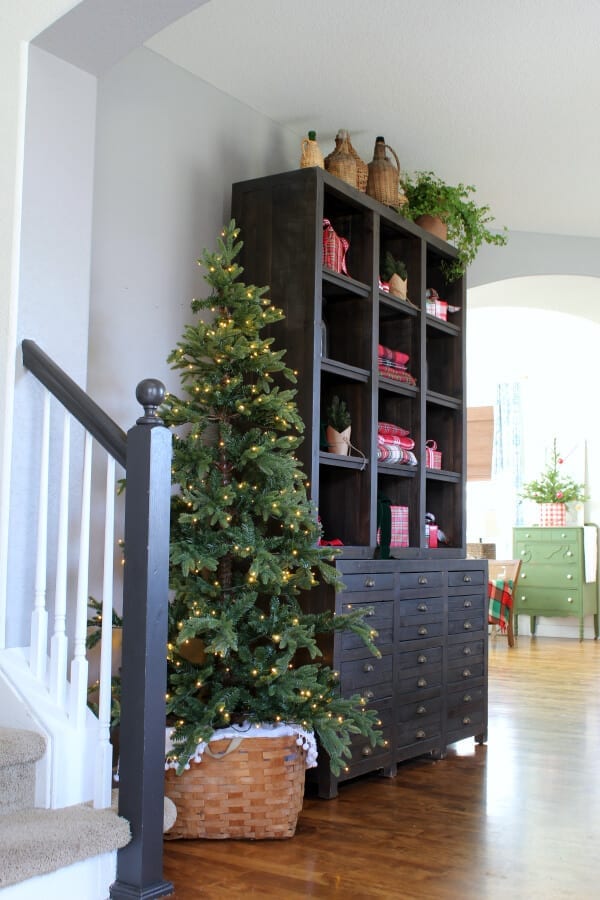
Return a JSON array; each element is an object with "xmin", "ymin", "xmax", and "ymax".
[{"xmin": 146, "ymin": 0, "xmax": 600, "ymax": 239}]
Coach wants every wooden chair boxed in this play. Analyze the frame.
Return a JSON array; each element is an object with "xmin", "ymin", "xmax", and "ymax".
[{"xmin": 488, "ymin": 559, "xmax": 522, "ymax": 648}]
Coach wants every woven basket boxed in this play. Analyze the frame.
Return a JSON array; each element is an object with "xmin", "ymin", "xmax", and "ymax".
[
  {"xmin": 164, "ymin": 734, "xmax": 307, "ymax": 840},
  {"xmin": 324, "ymin": 130, "xmax": 357, "ymax": 188},
  {"xmin": 366, "ymin": 137, "xmax": 402, "ymax": 207}
]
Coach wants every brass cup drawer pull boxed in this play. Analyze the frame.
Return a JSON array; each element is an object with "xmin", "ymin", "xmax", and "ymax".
[
  {"xmin": 415, "ymin": 729, "xmax": 426, "ymax": 740},
  {"xmin": 366, "ymin": 609, "xmax": 375, "ymax": 616},
  {"xmin": 363, "ymin": 663, "xmax": 374, "ymax": 673},
  {"xmin": 364, "ymin": 578, "xmax": 375, "ymax": 588},
  {"xmin": 463, "ymin": 575, "xmax": 472, "ymax": 583},
  {"xmin": 462, "ymin": 646, "xmax": 472, "ymax": 656},
  {"xmin": 418, "ymin": 626, "xmax": 428, "ymax": 636},
  {"xmin": 417, "ymin": 603, "xmax": 428, "ymax": 612},
  {"xmin": 463, "ymin": 621, "xmax": 473, "ymax": 630},
  {"xmin": 417, "ymin": 654, "xmax": 427, "ymax": 664},
  {"xmin": 362, "ymin": 689, "xmax": 374, "ymax": 701},
  {"xmin": 417, "ymin": 677, "xmax": 428, "ymax": 688},
  {"xmin": 462, "ymin": 668, "xmax": 472, "ymax": 678},
  {"xmin": 463, "ymin": 693, "xmax": 472, "ymax": 703},
  {"xmin": 416, "ymin": 705, "xmax": 427, "ymax": 716},
  {"xmin": 361, "ymin": 745, "xmax": 373, "ymax": 757},
  {"xmin": 463, "ymin": 600, "xmax": 472, "ymax": 608},
  {"xmin": 462, "ymin": 716, "xmax": 472, "ymax": 726},
  {"xmin": 418, "ymin": 575, "xmax": 428, "ymax": 585}
]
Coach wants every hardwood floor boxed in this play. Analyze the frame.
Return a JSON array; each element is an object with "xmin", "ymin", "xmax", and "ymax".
[{"xmin": 162, "ymin": 636, "xmax": 600, "ymax": 899}]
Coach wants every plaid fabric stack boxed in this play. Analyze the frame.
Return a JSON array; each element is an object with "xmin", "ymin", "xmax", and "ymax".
[
  {"xmin": 377, "ymin": 343, "xmax": 416, "ymax": 386},
  {"xmin": 488, "ymin": 577, "xmax": 513, "ymax": 630},
  {"xmin": 377, "ymin": 421, "xmax": 417, "ymax": 466}
]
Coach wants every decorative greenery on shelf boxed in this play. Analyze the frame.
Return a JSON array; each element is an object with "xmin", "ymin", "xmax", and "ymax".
[
  {"xmin": 520, "ymin": 439, "xmax": 587, "ymax": 504},
  {"xmin": 400, "ymin": 170, "xmax": 508, "ymax": 282},
  {"xmin": 159, "ymin": 221, "xmax": 382, "ymax": 774},
  {"xmin": 381, "ymin": 251, "xmax": 407, "ymax": 282},
  {"xmin": 325, "ymin": 395, "xmax": 351, "ymax": 432}
]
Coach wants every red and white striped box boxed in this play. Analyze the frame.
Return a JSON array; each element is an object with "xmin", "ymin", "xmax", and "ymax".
[
  {"xmin": 425, "ymin": 524, "xmax": 438, "ymax": 548},
  {"xmin": 426, "ymin": 298, "xmax": 448, "ymax": 320},
  {"xmin": 425, "ymin": 440, "xmax": 442, "ymax": 469},
  {"xmin": 377, "ymin": 505, "xmax": 409, "ymax": 548}
]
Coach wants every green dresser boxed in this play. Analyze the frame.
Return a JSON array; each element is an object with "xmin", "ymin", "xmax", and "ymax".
[{"xmin": 513, "ymin": 526, "xmax": 599, "ymax": 641}]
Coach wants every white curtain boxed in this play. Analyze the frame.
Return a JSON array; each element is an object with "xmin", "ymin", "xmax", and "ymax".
[{"xmin": 493, "ymin": 382, "xmax": 525, "ymax": 538}]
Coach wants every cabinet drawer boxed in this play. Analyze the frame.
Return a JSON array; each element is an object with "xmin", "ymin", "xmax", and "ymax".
[
  {"xmin": 447, "ymin": 638, "xmax": 485, "ymax": 663},
  {"xmin": 398, "ymin": 668, "xmax": 442, "ymax": 695},
  {"xmin": 446, "ymin": 707, "xmax": 485, "ymax": 736},
  {"xmin": 447, "ymin": 684, "xmax": 485, "ymax": 716},
  {"xmin": 397, "ymin": 645, "xmax": 443, "ymax": 670},
  {"xmin": 397, "ymin": 571, "xmax": 443, "ymax": 591},
  {"xmin": 448, "ymin": 570, "xmax": 485, "ymax": 587},
  {"xmin": 397, "ymin": 718, "xmax": 442, "ymax": 747},
  {"xmin": 339, "ymin": 572, "xmax": 394, "ymax": 594},
  {"xmin": 518, "ymin": 564, "xmax": 580, "ymax": 587},
  {"xmin": 447, "ymin": 659, "xmax": 485, "ymax": 685},
  {"xmin": 346, "ymin": 724, "xmax": 393, "ymax": 770},
  {"xmin": 515, "ymin": 528, "xmax": 579, "ymax": 542},
  {"xmin": 515, "ymin": 542, "xmax": 580, "ymax": 565},
  {"xmin": 340, "ymin": 600, "xmax": 393, "ymax": 650},
  {"xmin": 397, "ymin": 620, "xmax": 444, "ymax": 642},
  {"xmin": 448, "ymin": 594, "xmax": 485, "ymax": 613},
  {"xmin": 398, "ymin": 596, "xmax": 444, "ymax": 618},
  {"xmin": 398, "ymin": 695, "xmax": 442, "ymax": 723},
  {"xmin": 448, "ymin": 612, "xmax": 485, "ymax": 635},
  {"xmin": 515, "ymin": 587, "xmax": 582, "ymax": 614},
  {"xmin": 340, "ymin": 654, "xmax": 393, "ymax": 693}
]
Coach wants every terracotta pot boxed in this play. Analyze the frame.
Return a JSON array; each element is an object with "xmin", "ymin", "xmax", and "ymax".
[
  {"xmin": 326, "ymin": 425, "xmax": 351, "ymax": 455},
  {"xmin": 415, "ymin": 214, "xmax": 448, "ymax": 241}
]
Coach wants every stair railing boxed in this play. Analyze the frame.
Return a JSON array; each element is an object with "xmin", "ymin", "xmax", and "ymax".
[{"xmin": 21, "ymin": 339, "xmax": 174, "ymax": 900}]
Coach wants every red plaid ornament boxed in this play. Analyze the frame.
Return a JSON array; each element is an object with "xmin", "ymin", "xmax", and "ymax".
[{"xmin": 322, "ymin": 219, "xmax": 349, "ymax": 275}]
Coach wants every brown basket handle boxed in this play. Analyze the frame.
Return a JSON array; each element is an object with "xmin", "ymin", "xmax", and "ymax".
[
  {"xmin": 203, "ymin": 735, "xmax": 244, "ymax": 760},
  {"xmin": 385, "ymin": 144, "xmax": 400, "ymax": 176}
]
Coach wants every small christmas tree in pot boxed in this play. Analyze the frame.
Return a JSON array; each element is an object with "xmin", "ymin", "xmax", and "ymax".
[
  {"xmin": 161, "ymin": 222, "xmax": 382, "ymax": 839},
  {"xmin": 520, "ymin": 438, "xmax": 587, "ymax": 527}
]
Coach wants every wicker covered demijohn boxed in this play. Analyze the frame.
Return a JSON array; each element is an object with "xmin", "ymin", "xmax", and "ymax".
[
  {"xmin": 300, "ymin": 130, "xmax": 325, "ymax": 169},
  {"xmin": 164, "ymin": 725, "xmax": 316, "ymax": 840},
  {"xmin": 324, "ymin": 129, "xmax": 368, "ymax": 192},
  {"xmin": 324, "ymin": 129, "xmax": 357, "ymax": 189},
  {"xmin": 366, "ymin": 136, "xmax": 405, "ymax": 208}
]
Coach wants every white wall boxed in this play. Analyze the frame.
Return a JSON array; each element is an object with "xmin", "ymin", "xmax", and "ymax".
[{"xmin": 88, "ymin": 46, "xmax": 299, "ymax": 429}]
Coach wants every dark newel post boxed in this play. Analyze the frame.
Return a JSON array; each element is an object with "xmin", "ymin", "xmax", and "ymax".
[{"xmin": 110, "ymin": 380, "xmax": 174, "ymax": 900}]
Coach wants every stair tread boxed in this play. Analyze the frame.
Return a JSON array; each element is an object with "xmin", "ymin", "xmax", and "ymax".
[
  {"xmin": 0, "ymin": 803, "xmax": 130, "ymax": 890},
  {"xmin": 0, "ymin": 727, "xmax": 46, "ymax": 767}
]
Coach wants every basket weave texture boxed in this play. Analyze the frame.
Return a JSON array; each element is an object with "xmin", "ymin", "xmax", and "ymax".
[{"xmin": 164, "ymin": 734, "xmax": 307, "ymax": 840}]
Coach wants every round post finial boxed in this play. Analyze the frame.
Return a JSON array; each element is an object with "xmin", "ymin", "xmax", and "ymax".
[{"xmin": 136, "ymin": 379, "xmax": 166, "ymax": 424}]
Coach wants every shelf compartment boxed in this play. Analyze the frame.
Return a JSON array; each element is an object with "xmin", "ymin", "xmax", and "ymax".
[
  {"xmin": 426, "ymin": 402, "xmax": 463, "ymax": 475},
  {"xmin": 318, "ymin": 466, "xmax": 370, "ymax": 547},
  {"xmin": 322, "ymin": 289, "xmax": 372, "ymax": 370},
  {"xmin": 323, "ymin": 268, "xmax": 370, "ymax": 298},
  {"xmin": 320, "ymin": 451, "xmax": 369, "ymax": 470},
  {"xmin": 379, "ymin": 292, "xmax": 419, "ymax": 319},
  {"xmin": 425, "ymin": 480, "xmax": 464, "ymax": 550},
  {"xmin": 379, "ymin": 378, "xmax": 419, "ymax": 399},
  {"xmin": 321, "ymin": 358, "xmax": 370, "ymax": 382}
]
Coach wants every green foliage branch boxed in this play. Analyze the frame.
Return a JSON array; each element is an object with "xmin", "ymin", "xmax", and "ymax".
[
  {"xmin": 520, "ymin": 439, "xmax": 587, "ymax": 504},
  {"xmin": 161, "ymin": 221, "xmax": 382, "ymax": 774},
  {"xmin": 400, "ymin": 170, "xmax": 508, "ymax": 282}
]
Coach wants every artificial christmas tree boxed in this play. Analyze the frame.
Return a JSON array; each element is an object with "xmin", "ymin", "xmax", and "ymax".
[{"xmin": 160, "ymin": 222, "xmax": 382, "ymax": 833}]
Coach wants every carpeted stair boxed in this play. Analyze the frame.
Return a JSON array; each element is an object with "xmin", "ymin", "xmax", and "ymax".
[{"xmin": 0, "ymin": 726, "xmax": 130, "ymax": 893}]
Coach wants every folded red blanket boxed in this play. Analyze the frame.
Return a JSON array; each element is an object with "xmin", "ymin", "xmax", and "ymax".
[
  {"xmin": 378, "ymin": 344, "xmax": 409, "ymax": 366},
  {"xmin": 378, "ymin": 364, "xmax": 417, "ymax": 386},
  {"xmin": 377, "ymin": 433, "xmax": 415, "ymax": 450},
  {"xmin": 378, "ymin": 421, "xmax": 410, "ymax": 437}
]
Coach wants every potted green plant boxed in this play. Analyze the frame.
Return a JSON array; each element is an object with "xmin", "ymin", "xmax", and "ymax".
[
  {"xmin": 520, "ymin": 438, "xmax": 587, "ymax": 526},
  {"xmin": 325, "ymin": 395, "xmax": 352, "ymax": 455},
  {"xmin": 381, "ymin": 251, "xmax": 408, "ymax": 300},
  {"xmin": 159, "ymin": 222, "xmax": 382, "ymax": 839},
  {"xmin": 400, "ymin": 170, "xmax": 508, "ymax": 282}
]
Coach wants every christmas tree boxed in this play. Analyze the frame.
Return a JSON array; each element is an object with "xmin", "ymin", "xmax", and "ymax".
[{"xmin": 161, "ymin": 221, "xmax": 383, "ymax": 774}]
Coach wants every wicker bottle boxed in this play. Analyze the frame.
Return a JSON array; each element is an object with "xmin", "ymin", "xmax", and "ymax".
[
  {"xmin": 324, "ymin": 130, "xmax": 357, "ymax": 189},
  {"xmin": 366, "ymin": 136, "xmax": 402, "ymax": 207},
  {"xmin": 300, "ymin": 130, "xmax": 325, "ymax": 169},
  {"xmin": 325, "ymin": 129, "xmax": 367, "ymax": 192}
]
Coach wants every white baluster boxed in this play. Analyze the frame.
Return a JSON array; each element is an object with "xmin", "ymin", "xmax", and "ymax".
[
  {"xmin": 94, "ymin": 455, "xmax": 116, "ymax": 808},
  {"xmin": 69, "ymin": 431, "xmax": 92, "ymax": 727},
  {"xmin": 30, "ymin": 391, "xmax": 50, "ymax": 679},
  {"xmin": 49, "ymin": 412, "xmax": 70, "ymax": 707}
]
